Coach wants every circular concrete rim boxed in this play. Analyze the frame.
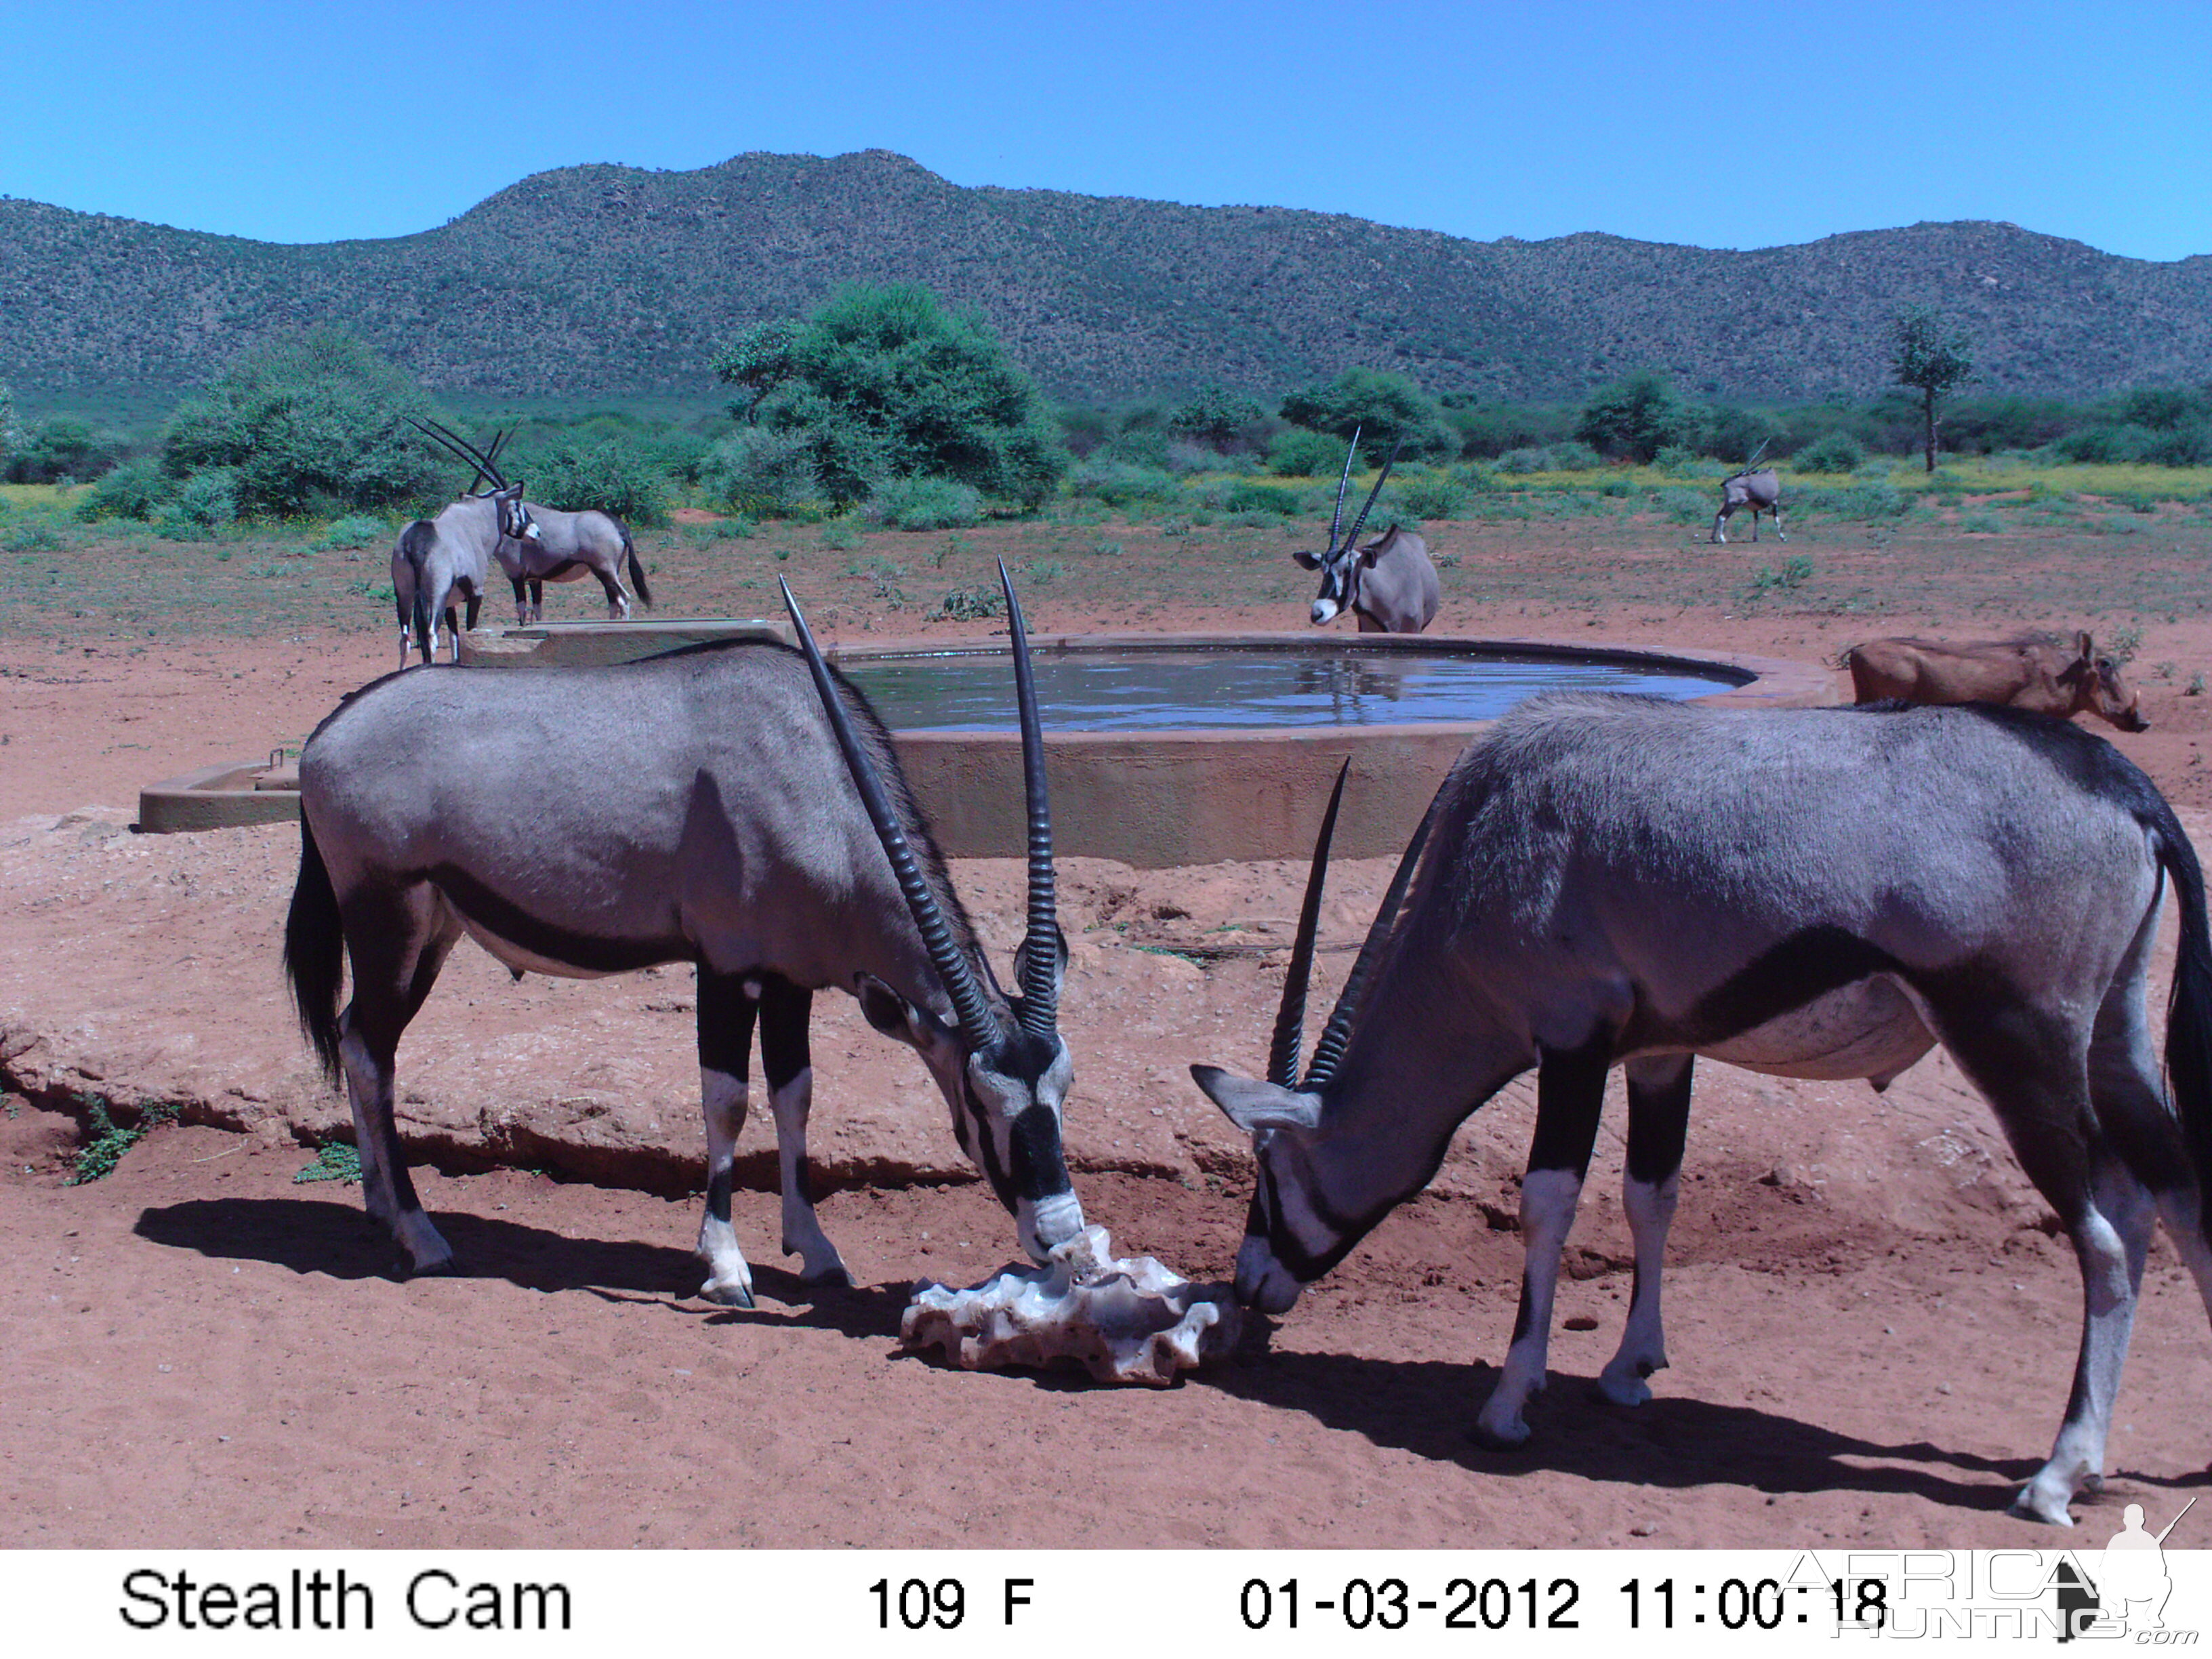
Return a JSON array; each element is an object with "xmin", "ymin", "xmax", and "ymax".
[{"xmin": 139, "ymin": 632, "xmax": 1835, "ymax": 853}]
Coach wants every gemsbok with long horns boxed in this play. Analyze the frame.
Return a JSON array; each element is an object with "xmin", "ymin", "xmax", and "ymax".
[
  {"xmin": 394, "ymin": 419, "xmax": 541, "ymax": 663},
  {"xmin": 450, "ymin": 431, "xmax": 653, "ymax": 625},
  {"xmin": 1296, "ymin": 430, "xmax": 1439, "ymax": 634},
  {"xmin": 1191, "ymin": 692, "xmax": 2212, "ymax": 1525},
  {"xmin": 287, "ymin": 562, "xmax": 1085, "ymax": 1303}
]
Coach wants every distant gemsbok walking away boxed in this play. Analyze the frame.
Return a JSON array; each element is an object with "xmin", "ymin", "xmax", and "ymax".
[
  {"xmin": 287, "ymin": 562, "xmax": 1086, "ymax": 1303},
  {"xmin": 1711, "ymin": 466, "xmax": 1784, "ymax": 544},
  {"xmin": 1296, "ymin": 430, "xmax": 1440, "ymax": 634},
  {"xmin": 392, "ymin": 419, "xmax": 541, "ymax": 665},
  {"xmin": 1845, "ymin": 632, "xmax": 2148, "ymax": 733},
  {"xmin": 1190, "ymin": 692, "xmax": 2212, "ymax": 1525}
]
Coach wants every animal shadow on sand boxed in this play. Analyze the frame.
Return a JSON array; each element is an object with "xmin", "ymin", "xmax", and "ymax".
[
  {"xmin": 131, "ymin": 1197, "xmax": 908, "ymax": 1341},
  {"xmin": 1204, "ymin": 1338, "xmax": 2211, "ymax": 1518}
]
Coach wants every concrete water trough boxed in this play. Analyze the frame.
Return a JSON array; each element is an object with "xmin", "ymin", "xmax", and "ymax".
[{"xmin": 141, "ymin": 623, "xmax": 1832, "ymax": 863}]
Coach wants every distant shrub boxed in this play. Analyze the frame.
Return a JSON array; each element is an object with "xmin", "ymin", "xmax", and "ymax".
[
  {"xmin": 77, "ymin": 457, "xmax": 174, "ymax": 522},
  {"xmin": 1279, "ymin": 369, "xmax": 1456, "ymax": 462},
  {"xmin": 1496, "ymin": 447, "xmax": 1553, "ymax": 474},
  {"xmin": 5, "ymin": 416, "xmax": 129, "ymax": 484},
  {"xmin": 1549, "ymin": 441, "xmax": 1601, "ymax": 470},
  {"xmin": 1168, "ymin": 384, "xmax": 1268, "ymax": 447},
  {"xmin": 1223, "ymin": 480, "xmax": 1303, "ymax": 516},
  {"xmin": 701, "ymin": 427, "xmax": 820, "ymax": 517},
  {"xmin": 312, "ymin": 514, "xmax": 389, "ymax": 552},
  {"xmin": 1575, "ymin": 369, "xmax": 1687, "ymax": 462},
  {"xmin": 1392, "ymin": 469, "xmax": 1467, "ymax": 519},
  {"xmin": 1655, "ymin": 486, "xmax": 1713, "ymax": 524},
  {"xmin": 525, "ymin": 434, "xmax": 669, "ymax": 525},
  {"xmin": 1266, "ymin": 427, "xmax": 1345, "ymax": 476},
  {"xmin": 2, "ymin": 517, "xmax": 66, "ymax": 552},
  {"xmin": 866, "ymin": 475, "xmax": 983, "ymax": 531},
  {"xmin": 158, "ymin": 467, "xmax": 240, "ymax": 537},
  {"xmin": 1793, "ymin": 431, "xmax": 1866, "ymax": 473},
  {"xmin": 939, "ymin": 585, "xmax": 1006, "ymax": 621},
  {"xmin": 161, "ymin": 326, "xmax": 439, "ymax": 516},
  {"xmin": 1067, "ymin": 459, "xmax": 1181, "ymax": 508}
]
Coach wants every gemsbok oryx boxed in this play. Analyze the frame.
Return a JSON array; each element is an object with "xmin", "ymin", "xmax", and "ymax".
[
  {"xmin": 1711, "ymin": 466, "xmax": 1784, "ymax": 544},
  {"xmin": 1296, "ymin": 431, "xmax": 1440, "ymax": 634},
  {"xmin": 394, "ymin": 419, "xmax": 541, "ymax": 664},
  {"xmin": 450, "ymin": 432, "xmax": 655, "ymax": 625},
  {"xmin": 497, "ymin": 505, "xmax": 653, "ymax": 626},
  {"xmin": 1190, "ymin": 692, "xmax": 2212, "ymax": 1525},
  {"xmin": 1845, "ymin": 632, "xmax": 2148, "ymax": 733},
  {"xmin": 286, "ymin": 562, "xmax": 1086, "ymax": 1303}
]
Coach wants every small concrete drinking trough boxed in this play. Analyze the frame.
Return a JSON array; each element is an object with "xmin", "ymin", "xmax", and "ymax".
[{"xmin": 142, "ymin": 623, "xmax": 1830, "ymax": 862}]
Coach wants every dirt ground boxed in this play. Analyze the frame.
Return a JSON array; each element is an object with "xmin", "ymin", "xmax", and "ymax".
[{"xmin": 5, "ymin": 506, "xmax": 2212, "ymax": 1550}]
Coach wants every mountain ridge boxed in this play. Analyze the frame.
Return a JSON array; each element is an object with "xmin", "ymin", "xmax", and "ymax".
[{"xmin": 3, "ymin": 148, "xmax": 2206, "ymax": 404}]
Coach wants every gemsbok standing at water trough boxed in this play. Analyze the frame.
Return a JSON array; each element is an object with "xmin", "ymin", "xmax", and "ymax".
[
  {"xmin": 1296, "ymin": 431, "xmax": 1439, "ymax": 634},
  {"xmin": 287, "ymin": 562, "xmax": 1086, "ymax": 1303},
  {"xmin": 391, "ymin": 419, "xmax": 541, "ymax": 664},
  {"xmin": 1190, "ymin": 692, "xmax": 2212, "ymax": 1525}
]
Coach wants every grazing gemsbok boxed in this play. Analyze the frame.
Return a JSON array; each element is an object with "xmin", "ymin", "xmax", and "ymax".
[
  {"xmin": 1845, "ymin": 632, "xmax": 2148, "ymax": 733},
  {"xmin": 1711, "ymin": 466, "xmax": 1784, "ymax": 543},
  {"xmin": 286, "ymin": 562, "xmax": 1085, "ymax": 1303},
  {"xmin": 1191, "ymin": 692, "xmax": 2212, "ymax": 1525},
  {"xmin": 396, "ymin": 419, "xmax": 541, "ymax": 663},
  {"xmin": 1296, "ymin": 431, "xmax": 1440, "ymax": 634}
]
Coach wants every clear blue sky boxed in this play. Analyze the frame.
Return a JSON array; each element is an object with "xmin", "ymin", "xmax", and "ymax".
[{"xmin": 5, "ymin": 0, "xmax": 2207, "ymax": 260}]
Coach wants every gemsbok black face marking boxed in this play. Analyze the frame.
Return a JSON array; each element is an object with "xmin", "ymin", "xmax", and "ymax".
[
  {"xmin": 1292, "ymin": 429, "xmax": 1439, "ymax": 634},
  {"xmin": 390, "ymin": 419, "xmax": 544, "ymax": 665},
  {"xmin": 285, "ymin": 560, "xmax": 1083, "ymax": 1307},
  {"xmin": 1191, "ymin": 693, "xmax": 2212, "ymax": 1526}
]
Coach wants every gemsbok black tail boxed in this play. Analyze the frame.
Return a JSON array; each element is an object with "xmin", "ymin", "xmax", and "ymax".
[
  {"xmin": 2149, "ymin": 794, "xmax": 2212, "ymax": 1247},
  {"xmin": 622, "ymin": 522, "xmax": 653, "ymax": 610},
  {"xmin": 284, "ymin": 813, "xmax": 346, "ymax": 1087}
]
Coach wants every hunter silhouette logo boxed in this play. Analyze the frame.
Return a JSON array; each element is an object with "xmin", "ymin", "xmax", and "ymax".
[{"xmin": 2057, "ymin": 1496, "xmax": 2196, "ymax": 1641}]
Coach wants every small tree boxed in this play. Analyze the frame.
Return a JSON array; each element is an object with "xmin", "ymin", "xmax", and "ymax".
[
  {"xmin": 711, "ymin": 319, "xmax": 800, "ymax": 424},
  {"xmin": 1891, "ymin": 306, "xmax": 1975, "ymax": 473},
  {"xmin": 1574, "ymin": 369, "xmax": 1687, "ymax": 463},
  {"xmin": 749, "ymin": 283, "xmax": 1069, "ymax": 509},
  {"xmin": 1168, "ymin": 384, "xmax": 1267, "ymax": 449},
  {"xmin": 1279, "ymin": 369, "xmax": 1454, "ymax": 463},
  {"xmin": 0, "ymin": 382, "xmax": 20, "ymax": 457},
  {"xmin": 162, "ymin": 326, "xmax": 441, "ymax": 515}
]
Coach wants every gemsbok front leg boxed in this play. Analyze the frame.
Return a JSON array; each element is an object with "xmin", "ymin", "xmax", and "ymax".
[
  {"xmin": 695, "ymin": 969, "xmax": 763, "ymax": 1307},
  {"xmin": 1599, "ymin": 1052, "xmax": 1693, "ymax": 1407},
  {"xmin": 758, "ymin": 977, "xmax": 850, "ymax": 1286},
  {"xmin": 1474, "ymin": 1033, "xmax": 1612, "ymax": 1449}
]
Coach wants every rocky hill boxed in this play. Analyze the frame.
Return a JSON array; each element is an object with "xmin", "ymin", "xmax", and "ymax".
[{"xmin": 3, "ymin": 149, "xmax": 2207, "ymax": 404}]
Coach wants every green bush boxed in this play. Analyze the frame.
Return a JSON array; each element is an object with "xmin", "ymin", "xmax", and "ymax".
[
  {"xmin": 158, "ymin": 468, "xmax": 241, "ymax": 537},
  {"xmin": 78, "ymin": 458, "xmax": 176, "ymax": 522},
  {"xmin": 312, "ymin": 514, "xmax": 390, "ymax": 552},
  {"xmin": 1392, "ymin": 468, "xmax": 1468, "ymax": 519},
  {"xmin": 701, "ymin": 427, "xmax": 820, "ymax": 517},
  {"xmin": 1266, "ymin": 427, "xmax": 1347, "ymax": 476},
  {"xmin": 161, "ymin": 326, "xmax": 440, "ymax": 516},
  {"xmin": 867, "ymin": 475, "xmax": 983, "ymax": 530},
  {"xmin": 1576, "ymin": 369, "xmax": 1688, "ymax": 463},
  {"xmin": 525, "ymin": 434, "xmax": 670, "ymax": 525},
  {"xmin": 1279, "ymin": 369, "xmax": 1456, "ymax": 462},
  {"xmin": 756, "ymin": 283, "xmax": 1070, "ymax": 508},
  {"xmin": 5, "ymin": 415, "xmax": 129, "ymax": 484},
  {"xmin": 1168, "ymin": 384, "xmax": 1268, "ymax": 448},
  {"xmin": 1067, "ymin": 459, "xmax": 1181, "ymax": 508},
  {"xmin": 1223, "ymin": 480, "xmax": 1303, "ymax": 516},
  {"xmin": 939, "ymin": 585, "xmax": 1006, "ymax": 621},
  {"xmin": 1793, "ymin": 430, "xmax": 1866, "ymax": 473}
]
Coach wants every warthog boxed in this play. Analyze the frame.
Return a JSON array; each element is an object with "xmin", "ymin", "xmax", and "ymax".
[{"xmin": 1844, "ymin": 632, "xmax": 2148, "ymax": 732}]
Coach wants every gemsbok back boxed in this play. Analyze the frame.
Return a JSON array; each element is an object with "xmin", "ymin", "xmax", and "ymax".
[
  {"xmin": 1191, "ymin": 692, "xmax": 2212, "ymax": 1525},
  {"xmin": 287, "ymin": 562, "xmax": 1085, "ymax": 1304},
  {"xmin": 1295, "ymin": 431, "xmax": 1439, "ymax": 634},
  {"xmin": 449, "ymin": 432, "xmax": 654, "ymax": 625}
]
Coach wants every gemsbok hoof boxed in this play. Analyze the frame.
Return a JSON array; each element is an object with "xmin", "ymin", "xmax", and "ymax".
[
  {"xmin": 699, "ymin": 1278, "xmax": 756, "ymax": 1309},
  {"xmin": 1467, "ymin": 1416, "xmax": 1533, "ymax": 1453},
  {"xmin": 1596, "ymin": 1372, "xmax": 1654, "ymax": 1408}
]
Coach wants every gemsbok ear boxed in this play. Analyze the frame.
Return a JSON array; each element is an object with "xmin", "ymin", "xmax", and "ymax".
[
  {"xmin": 1293, "ymin": 550, "xmax": 1322, "ymax": 571},
  {"xmin": 1189, "ymin": 1064, "xmax": 1324, "ymax": 1132},
  {"xmin": 1011, "ymin": 926, "xmax": 1069, "ymax": 1005},
  {"xmin": 2076, "ymin": 630, "xmax": 2095, "ymax": 661},
  {"xmin": 856, "ymin": 972, "xmax": 953, "ymax": 1057}
]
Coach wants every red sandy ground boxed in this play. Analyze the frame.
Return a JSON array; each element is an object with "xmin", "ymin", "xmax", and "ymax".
[{"xmin": 4, "ymin": 516, "xmax": 2211, "ymax": 1550}]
